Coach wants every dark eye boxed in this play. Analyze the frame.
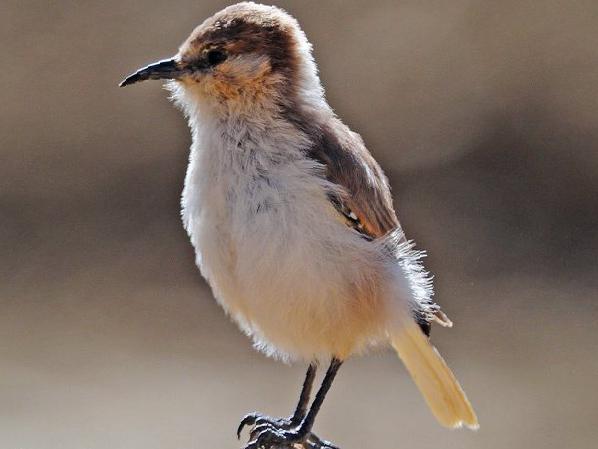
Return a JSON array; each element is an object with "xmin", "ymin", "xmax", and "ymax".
[{"xmin": 206, "ymin": 49, "xmax": 227, "ymax": 66}]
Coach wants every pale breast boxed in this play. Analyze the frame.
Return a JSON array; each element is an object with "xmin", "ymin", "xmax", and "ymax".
[{"xmin": 182, "ymin": 136, "xmax": 391, "ymax": 361}]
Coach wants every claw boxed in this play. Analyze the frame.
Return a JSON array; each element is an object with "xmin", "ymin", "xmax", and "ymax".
[
  {"xmin": 238, "ymin": 412, "xmax": 296, "ymax": 441},
  {"xmin": 237, "ymin": 413, "xmax": 260, "ymax": 439},
  {"xmin": 237, "ymin": 411, "xmax": 339, "ymax": 449}
]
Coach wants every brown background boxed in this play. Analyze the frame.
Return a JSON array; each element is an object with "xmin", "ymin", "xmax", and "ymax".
[{"xmin": 2, "ymin": 1, "xmax": 598, "ymax": 448}]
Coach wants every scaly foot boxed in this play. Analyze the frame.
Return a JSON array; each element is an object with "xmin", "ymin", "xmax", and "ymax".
[
  {"xmin": 237, "ymin": 411, "xmax": 295, "ymax": 439},
  {"xmin": 237, "ymin": 413, "xmax": 338, "ymax": 449}
]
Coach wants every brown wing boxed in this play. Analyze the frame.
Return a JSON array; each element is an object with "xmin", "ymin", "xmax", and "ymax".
[
  {"xmin": 308, "ymin": 117, "xmax": 399, "ymax": 239},
  {"xmin": 307, "ymin": 117, "xmax": 450, "ymax": 335}
]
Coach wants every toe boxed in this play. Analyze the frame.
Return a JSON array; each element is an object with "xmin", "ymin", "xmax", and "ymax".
[
  {"xmin": 249, "ymin": 424, "xmax": 287, "ymax": 444},
  {"xmin": 306, "ymin": 432, "xmax": 339, "ymax": 449},
  {"xmin": 243, "ymin": 428, "xmax": 278, "ymax": 449},
  {"xmin": 252, "ymin": 427, "xmax": 301, "ymax": 449},
  {"xmin": 237, "ymin": 412, "xmax": 261, "ymax": 439}
]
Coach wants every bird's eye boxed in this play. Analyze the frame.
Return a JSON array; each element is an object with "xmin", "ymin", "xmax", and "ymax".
[{"xmin": 206, "ymin": 49, "xmax": 227, "ymax": 66}]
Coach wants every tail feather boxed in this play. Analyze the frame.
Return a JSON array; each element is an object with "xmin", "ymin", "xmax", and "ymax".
[{"xmin": 391, "ymin": 323, "xmax": 479, "ymax": 430}]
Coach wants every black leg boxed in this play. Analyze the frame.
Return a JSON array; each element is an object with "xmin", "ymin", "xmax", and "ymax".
[
  {"xmin": 244, "ymin": 358, "xmax": 343, "ymax": 449},
  {"xmin": 290, "ymin": 363, "xmax": 317, "ymax": 425},
  {"xmin": 237, "ymin": 363, "xmax": 317, "ymax": 439},
  {"xmin": 296, "ymin": 358, "xmax": 342, "ymax": 437}
]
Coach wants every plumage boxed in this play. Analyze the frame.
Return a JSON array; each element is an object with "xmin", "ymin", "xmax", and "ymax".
[{"xmin": 307, "ymin": 118, "xmax": 400, "ymax": 238}]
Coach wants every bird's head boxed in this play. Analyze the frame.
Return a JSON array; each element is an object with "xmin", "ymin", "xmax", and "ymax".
[{"xmin": 121, "ymin": 2, "xmax": 323, "ymax": 114}]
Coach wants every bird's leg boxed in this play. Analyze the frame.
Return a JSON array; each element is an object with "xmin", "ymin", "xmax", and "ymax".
[
  {"xmin": 243, "ymin": 358, "xmax": 343, "ymax": 449},
  {"xmin": 290, "ymin": 362, "xmax": 318, "ymax": 425},
  {"xmin": 238, "ymin": 363, "xmax": 317, "ymax": 439},
  {"xmin": 295, "ymin": 358, "xmax": 342, "ymax": 436}
]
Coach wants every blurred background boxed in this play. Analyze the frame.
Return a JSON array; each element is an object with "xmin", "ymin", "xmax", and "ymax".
[{"xmin": 2, "ymin": 1, "xmax": 597, "ymax": 448}]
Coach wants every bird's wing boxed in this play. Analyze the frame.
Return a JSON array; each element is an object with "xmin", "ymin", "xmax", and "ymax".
[
  {"xmin": 308, "ymin": 118, "xmax": 399, "ymax": 239},
  {"xmin": 307, "ymin": 117, "xmax": 451, "ymax": 334}
]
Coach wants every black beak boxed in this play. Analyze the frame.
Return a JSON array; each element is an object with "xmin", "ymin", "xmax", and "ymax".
[{"xmin": 119, "ymin": 58, "xmax": 185, "ymax": 87}]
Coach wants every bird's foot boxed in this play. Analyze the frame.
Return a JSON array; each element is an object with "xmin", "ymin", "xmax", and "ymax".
[
  {"xmin": 243, "ymin": 425, "xmax": 338, "ymax": 449},
  {"xmin": 237, "ymin": 413, "xmax": 338, "ymax": 449},
  {"xmin": 237, "ymin": 412, "xmax": 294, "ymax": 439}
]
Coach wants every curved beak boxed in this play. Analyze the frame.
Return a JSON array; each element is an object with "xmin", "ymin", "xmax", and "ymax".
[{"xmin": 119, "ymin": 58, "xmax": 186, "ymax": 87}]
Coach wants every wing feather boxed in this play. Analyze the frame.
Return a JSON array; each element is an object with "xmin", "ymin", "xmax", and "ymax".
[
  {"xmin": 306, "ymin": 117, "xmax": 445, "ymax": 335},
  {"xmin": 307, "ymin": 118, "xmax": 399, "ymax": 239}
]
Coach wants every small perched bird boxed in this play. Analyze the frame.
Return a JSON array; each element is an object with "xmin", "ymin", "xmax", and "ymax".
[{"xmin": 121, "ymin": 2, "xmax": 478, "ymax": 448}]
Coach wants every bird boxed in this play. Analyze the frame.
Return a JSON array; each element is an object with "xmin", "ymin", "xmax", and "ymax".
[{"xmin": 120, "ymin": 2, "xmax": 478, "ymax": 448}]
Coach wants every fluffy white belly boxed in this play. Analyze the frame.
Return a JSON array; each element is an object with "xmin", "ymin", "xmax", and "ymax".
[{"xmin": 182, "ymin": 152, "xmax": 391, "ymax": 361}]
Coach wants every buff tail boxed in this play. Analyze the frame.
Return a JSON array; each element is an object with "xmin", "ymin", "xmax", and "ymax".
[{"xmin": 390, "ymin": 323, "xmax": 479, "ymax": 430}]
